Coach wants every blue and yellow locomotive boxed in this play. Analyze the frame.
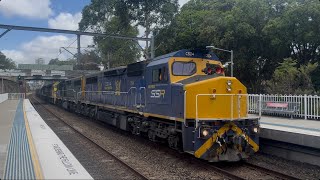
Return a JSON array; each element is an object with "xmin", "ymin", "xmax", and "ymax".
[{"xmin": 40, "ymin": 49, "xmax": 259, "ymax": 162}]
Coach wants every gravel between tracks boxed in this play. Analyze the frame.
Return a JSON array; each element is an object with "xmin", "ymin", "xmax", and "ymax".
[
  {"xmin": 32, "ymin": 98, "xmax": 225, "ymax": 180},
  {"xmin": 32, "ymin": 100, "xmax": 144, "ymax": 179},
  {"xmin": 247, "ymin": 153, "xmax": 320, "ymax": 179},
  {"xmin": 32, "ymin": 97, "xmax": 320, "ymax": 180}
]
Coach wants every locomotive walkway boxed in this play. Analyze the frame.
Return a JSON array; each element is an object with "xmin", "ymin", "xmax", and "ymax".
[{"xmin": 0, "ymin": 98, "xmax": 93, "ymax": 179}]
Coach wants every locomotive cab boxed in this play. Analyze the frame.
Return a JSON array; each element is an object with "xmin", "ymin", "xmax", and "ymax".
[{"xmin": 163, "ymin": 49, "xmax": 260, "ymax": 161}]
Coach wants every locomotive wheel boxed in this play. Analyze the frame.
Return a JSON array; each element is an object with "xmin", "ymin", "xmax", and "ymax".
[
  {"xmin": 168, "ymin": 135, "xmax": 179, "ymax": 150},
  {"xmin": 89, "ymin": 108, "xmax": 95, "ymax": 119},
  {"xmin": 148, "ymin": 130, "xmax": 156, "ymax": 141}
]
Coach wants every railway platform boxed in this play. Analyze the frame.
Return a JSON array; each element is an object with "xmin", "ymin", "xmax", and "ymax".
[
  {"xmin": 249, "ymin": 114, "xmax": 320, "ymax": 166},
  {"xmin": 0, "ymin": 98, "xmax": 93, "ymax": 179}
]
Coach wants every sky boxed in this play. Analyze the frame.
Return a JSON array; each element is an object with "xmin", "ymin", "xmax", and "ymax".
[{"xmin": 0, "ymin": 0, "xmax": 189, "ymax": 65}]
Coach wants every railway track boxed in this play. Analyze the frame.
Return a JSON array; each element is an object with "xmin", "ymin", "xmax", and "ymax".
[
  {"xmin": 243, "ymin": 162, "xmax": 301, "ymax": 180},
  {"xmin": 30, "ymin": 97, "xmax": 303, "ymax": 180},
  {"xmin": 30, "ymin": 97, "xmax": 149, "ymax": 180},
  {"xmin": 31, "ymin": 97, "xmax": 244, "ymax": 179},
  {"xmin": 198, "ymin": 159, "xmax": 301, "ymax": 180}
]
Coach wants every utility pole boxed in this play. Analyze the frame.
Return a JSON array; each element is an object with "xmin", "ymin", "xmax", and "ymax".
[
  {"xmin": 77, "ymin": 34, "xmax": 81, "ymax": 64},
  {"xmin": 107, "ymin": 52, "xmax": 110, "ymax": 70},
  {"xmin": 1, "ymin": 77, "xmax": 3, "ymax": 93},
  {"xmin": 151, "ymin": 35, "xmax": 155, "ymax": 59},
  {"xmin": 206, "ymin": 46, "xmax": 234, "ymax": 77},
  {"xmin": 231, "ymin": 50, "xmax": 234, "ymax": 77}
]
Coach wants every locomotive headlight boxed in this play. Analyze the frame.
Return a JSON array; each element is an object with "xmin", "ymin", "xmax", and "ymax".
[
  {"xmin": 227, "ymin": 80, "xmax": 232, "ymax": 86},
  {"xmin": 226, "ymin": 80, "xmax": 232, "ymax": 92},
  {"xmin": 253, "ymin": 127, "xmax": 259, "ymax": 133},
  {"xmin": 202, "ymin": 129, "xmax": 209, "ymax": 137}
]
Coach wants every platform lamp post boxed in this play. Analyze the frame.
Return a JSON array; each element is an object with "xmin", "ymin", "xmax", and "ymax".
[
  {"xmin": 206, "ymin": 46, "xmax": 234, "ymax": 77},
  {"xmin": 0, "ymin": 64, "xmax": 3, "ymax": 93},
  {"xmin": 1, "ymin": 76, "xmax": 2, "ymax": 94}
]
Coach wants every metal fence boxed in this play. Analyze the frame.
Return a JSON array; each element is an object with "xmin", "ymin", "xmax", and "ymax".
[
  {"xmin": 248, "ymin": 94, "xmax": 320, "ymax": 120},
  {"xmin": 8, "ymin": 93, "xmax": 25, "ymax": 100},
  {"xmin": 0, "ymin": 93, "xmax": 8, "ymax": 103}
]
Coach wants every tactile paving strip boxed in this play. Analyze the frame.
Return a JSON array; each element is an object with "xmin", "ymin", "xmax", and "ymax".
[{"xmin": 3, "ymin": 100, "xmax": 35, "ymax": 179}]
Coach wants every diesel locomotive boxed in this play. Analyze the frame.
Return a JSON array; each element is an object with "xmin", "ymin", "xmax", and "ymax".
[{"xmin": 39, "ymin": 49, "xmax": 259, "ymax": 162}]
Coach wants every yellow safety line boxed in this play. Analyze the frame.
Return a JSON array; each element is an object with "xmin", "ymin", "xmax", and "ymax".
[{"xmin": 23, "ymin": 100, "xmax": 44, "ymax": 179}]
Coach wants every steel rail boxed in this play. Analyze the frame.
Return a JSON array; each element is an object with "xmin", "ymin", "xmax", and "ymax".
[
  {"xmin": 191, "ymin": 158, "xmax": 245, "ymax": 180},
  {"xmin": 244, "ymin": 162, "xmax": 301, "ymax": 180},
  {"xmin": 30, "ymin": 97, "xmax": 149, "ymax": 180},
  {"xmin": 31, "ymin": 96, "xmax": 300, "ymax": 180},
  {"xmin": 208, "ymin": 164, "xmax": 246, "ymax": 180}
]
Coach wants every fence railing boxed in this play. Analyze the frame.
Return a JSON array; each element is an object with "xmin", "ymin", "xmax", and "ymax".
[
  {"xmin": 8, "ymin": 93, "xmax": 25, "ymax": 100},
  {"xmin": 248, "ymin": 94, "xmax": 320, "ymax": 120},
  {"xmin": 0, "ymin": 93, "xmax": 8, "ymax": 103},
  {"xmin": 74, "ymin": 87, "xmax": 145, "ymax": 108}
]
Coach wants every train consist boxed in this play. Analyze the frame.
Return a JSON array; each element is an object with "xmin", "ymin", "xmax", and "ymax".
[{"xmin": 39, "ymin": 49, "xmax": 259, "ymax": 162}]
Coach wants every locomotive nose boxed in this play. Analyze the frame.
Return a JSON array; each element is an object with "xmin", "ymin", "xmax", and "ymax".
[{"xmin": 184, "ymin": 76, "xmax": 248, "ymax": 120}]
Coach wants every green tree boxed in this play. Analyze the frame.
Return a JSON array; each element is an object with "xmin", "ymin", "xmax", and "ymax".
[
  {"xmin": 48, "ymin": 58, "xmax": 76, "ymax": 66},
  {"xmin": 263, "ymin": 0, "xmax": 320, "ymax": 65},
  {"xmin": 75, "ymin": 50, "xmax": 102, "ymax": 70},
  {"xmin": 155, "ymin": 0, "xmax": 320, "ymax": 93},
  {"xmin": 156, "ymin": 0, "xmax": 276, "ymax": 93},
  {"xmin": 95, "ymin": 16, "xmax": 140, "ymax": 68},
  {"xmin": 48, "ymin": 58, "xmax": 60, "ymax": 65},
  {"xmin": 266, "ymin": 58, "xmax": 318, "ymax": 94},
  {"xmin": 0, "ymin": 51, "xmax": 16, "ymax": 69},
  {"xmin": 79, "ymin": 0, "xmax": 179, "ymax": 60}
]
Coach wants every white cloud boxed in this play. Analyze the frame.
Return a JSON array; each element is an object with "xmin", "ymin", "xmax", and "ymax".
[
  {"xmin": 2, "ymin": 34, "xmax": 93, "ymax": 64},
  {"xmin": 0, "ymin": 0, "xmax": 53, "ymax": 19},
  {"xmin": 179, "ymin": 0, "xmax": 189, "ymax": 7},
  {"xmin": 1, "ymin": 0, "xmax": 190, "ymax": 64},
  {"xmin": 2, "ymin": 11, "xmax": 94, "ymax": 64},
  {"xmin": 137, "ymin": 25, "xmax": 147, "ymax": 49},
  {"xmin": 1, "ymin": 50, "xmax": 24, "ymax": 64},
  {"xmin": 48, "ymin": 12, "xmax": 82, "ymax": 30}
]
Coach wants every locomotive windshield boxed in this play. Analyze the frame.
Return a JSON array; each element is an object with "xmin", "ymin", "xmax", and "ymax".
[{"xmin": 172, "ymin": 62, "xmax": 196, "ymax": 76}]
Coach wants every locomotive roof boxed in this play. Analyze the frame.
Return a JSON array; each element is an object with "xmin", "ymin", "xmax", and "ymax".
[
  {"xmin": 152, "ymin": 49, "xmax": 219, "ymax": 62},
  {"xmin": 147, "ymin": 49, "xmax": 219, "ymax": 67},
  {"xmin": 62, "ymin": 49, "xmax": 220, "ymax": 81}
]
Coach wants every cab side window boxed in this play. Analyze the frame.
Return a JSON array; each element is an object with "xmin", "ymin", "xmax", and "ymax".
[
  {"xmin": 152, "ymin": 67, "xmax": 168, "ymax": 83},
  {"xmin": 152, "ymin": 69, "xmax": 161, "ymax": 83}
]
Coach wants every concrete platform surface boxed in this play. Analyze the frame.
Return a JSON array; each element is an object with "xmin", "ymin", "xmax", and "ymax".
[
  {"xmin": 24, "ymin": 99, "xmax": 93, "ymax": 179},
  {"xmin": 249, "ymin": 114, "xmax": 320, "ymax": 149},
  {"xmin": 0, "ymin": 99, "xmax": 93, "ymax": 179},
  {"xmin": 0, "ymin": 100, "xmax": 18, "ymax": 179}
]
